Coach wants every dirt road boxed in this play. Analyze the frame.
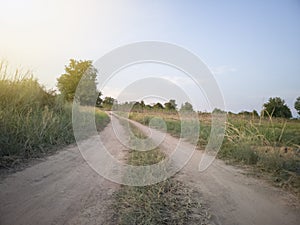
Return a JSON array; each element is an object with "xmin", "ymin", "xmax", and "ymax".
[
  {"xmin": 0, "ymin": 117, "xmax": 129, "ymax": 225},
  {"xmin": 1, "ymin": 115, "xmax": 299, "ymax": 225}
]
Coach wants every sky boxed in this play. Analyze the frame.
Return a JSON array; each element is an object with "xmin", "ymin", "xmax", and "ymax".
[{"xmin": 1, "ymin": 0, "xmax": 300, "ymax": 116}]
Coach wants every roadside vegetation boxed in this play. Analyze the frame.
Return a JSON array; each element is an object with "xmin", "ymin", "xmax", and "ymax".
[
  {"xmin": 0, "ymin": 62, "xmax": 109, "ymax": 168},
  {"xmin": 112, "ymin": 121, "xmax": 210, "ymax": 225},
  {"xmin": 116, "ymin": 102, "xmax": 300, "ymax": 196}
]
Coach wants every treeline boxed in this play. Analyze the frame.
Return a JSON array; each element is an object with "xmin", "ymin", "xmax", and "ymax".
[
  {"xmin": 102, "ymin": 97, "xmax": 299, "ymax": 119},
  {"xmin": 54, "ymin": 59, "xmax": 300, "ymax": 119}
]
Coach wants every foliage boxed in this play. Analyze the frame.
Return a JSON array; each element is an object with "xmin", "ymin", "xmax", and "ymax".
[
  {"xmin": 127, "ymin": 111, "xmax": 300, "ymax": 195},
  {"xmin": 153, "ymin": 102, "xmax": 164, "ymax": 110},
  {"xmin": 180, "ymin": 101, "xmax": 194, "ymax": 112},
  {"xmin": 295, "ymin": 96, "xmax": 300, "ymax": 116},
  {"xmin": 57, "ymin": 59, "xmax": 101, "ymax": 105},
  {"xmin": 102, "ymin": 96, "xmax": 116, "ymax": 110},
  {"xmin": 164, "ymin": 99, "xmax": 177, "ymax": 111},
  {"xmin": 0, "ymin": 69, "xmax": 109, "ymax": 167},
  {"xmin": 238, "ymin": 110, "xmax": 259, "ymax": 117},
  {"xmin": 263, "ymin": 97, "xmax": 292, "ymax": 118},
  {"xmin": 212, "ymin": 108, "xmax": 226, "ymax": 114}
]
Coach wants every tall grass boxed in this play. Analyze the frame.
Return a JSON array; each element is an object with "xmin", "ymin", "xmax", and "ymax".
[
  {"xmin": 126, "ymin": 111, "xmax": 300, "ymax": 195},
  {"xmin": 0, "ymin": 66, "xmax": 109, "ymax": 167}
]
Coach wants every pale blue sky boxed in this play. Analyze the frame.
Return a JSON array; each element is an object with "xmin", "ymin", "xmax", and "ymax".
[{"xmin": 1, "ymin": 0, "xmax": 300, "ymax": 116}]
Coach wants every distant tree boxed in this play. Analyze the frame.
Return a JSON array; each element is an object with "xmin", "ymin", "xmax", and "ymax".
[
  {"xmin": 252, "ymin": 110, "xmax": 259, "ymax": 117},
  {"xmin": 164, "ymin": 99, "xmax": 177, "ymax": 111},
  {"xmin": 57, "ymin": 59, "xmax": 98, "ymax": 105},
  {"xmin": 131, "ymin": 102, "xmax": 141, "ymax": 112},
  {"xmin": 212, "ymin": 108, "xmax": 226, "ymax": 114},
  {"xmin": 145, "ymin": 104, "xmax": 153, "ymax": 110},
  {"xmin": 96, "ymin": 92, "xmax": 103, "ymax": 107},
  {"xmin": 238, "ymin": 111, "xmax": 251, "ymax": 116},
  {"xmin": 263, "ymin": 97, "xmax": 292, "ymax": 118},
  {"xmin": 102, "ymin": 96, "xmax": 115, "ymax": 110},
  {"xmin": 295, "ymin": 97, "xmax": 300, "ymax": 116},
  {"xmin": 153, "ymin": 102, "xmax": 164, "ymax": 110},
  {"xmin": 238, "ymin": 110, "xmax": 259, "ymax": 117},
  {"xmin": 180, "ymin": 102, "xmax": 194, "ymax": 112},
  {"xmin": 227, "ymin": 111, "xmax": 236, "ymax": 116}
]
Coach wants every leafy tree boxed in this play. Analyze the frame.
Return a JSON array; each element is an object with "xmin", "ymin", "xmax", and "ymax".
[
  {"xmin": 180, "ymin": 102, "xmax": 194, "ymax": 112},
  {"xmin": 132, "ymin": 100, "xmax": 146, "ymax": 112},
  {"xmin": 164, "ymin": 99, "xmax": 177, "ymax": 111},
  {"xmin": 96, "ymin": 92, "xmax": 103, "ymax": 107},
  {"xmin": 102, "ymin": 96, "xmax": 115, "ymax": 110},
  {"xmin": 238, "ymin": 110, "xmax": 259, "ymax": 117},
  {"xmin": 153, "ymin": 102, "xmax": 164, "ymax": 110},
  {"xmin": 140, "ymin": 100, "xmax": 145, "ymax": 109},
  {"xmin": 295, "ymin": 97, "xmax": 300, "ymax": 116},
  {"xmin": 263, "ymin": 97, "xmax": 292, "ymax": 118},
  {"xmin": 145, "ymin": 104, "xmax": 153, "ymax": 110},
  {"xmin": 57, "ymin": 59, "xmax": 99, "ymax": 105},
  {"xmin": 132, "ymin": 101, "xmax": 142, "ymax": 112},
  {"xmin": 212, "ymin": 108, "xmax": 226, "ymax": 114},
  {"xmin": 252, "ymin": 110, "xmax": 259, "ymax": 117}
]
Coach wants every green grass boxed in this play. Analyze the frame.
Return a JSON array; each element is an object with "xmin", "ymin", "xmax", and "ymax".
[
  {"xmin": 112, "ymin": 122, "xmax": 210, "ymax": 225},
  {"xmin": 0, "ymin": 69, "xmax": 110, "ymax": 168},
  {"xmin": 125, "ymin": 111, "xmax": 300, "ymax": 196}
]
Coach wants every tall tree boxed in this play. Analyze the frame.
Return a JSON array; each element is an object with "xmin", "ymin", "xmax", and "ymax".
[
  {"xmin": 295, "ymin": 97, "xmax": 300, "ymax": 116},
  {"xmin": 57, "ymin": 59, "xmax": 99, "ymax": 105},
  {"xmin": 263, "ymin": 97, "xmax": 292, "ymax": 118}
]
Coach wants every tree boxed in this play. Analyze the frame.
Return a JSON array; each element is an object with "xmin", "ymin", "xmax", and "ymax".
[
  {"xmin": 102, "ymin": 96, "xmax": 115, "ymax": 110},
  {"xmin": 96, "ymin": 92, "xmax": 103, "ymax": 107},
  {"xmin": 294, "ymin": 97, "xmax": 300, "ymax": 116},
  {"xmin": 263, "ymin": 97, "xmax": 292, "ymax": 118},
  {"xmin": 180, "ymin": 102, "xmax": 194, "ymax": 112},
  {"xmin": 132, "ymin": 101, "xmax": 142, "ymax": 112},
  {"xmin": 238, "ymin": 110, "xmax": 259, "ymax": 117},
  {"xmin": 57, "ymin": 59, "xmax": 98, "ymax": 105},
  {"xmin": 153, "ymin": 102, "xmax": 164, "ymax": 110},
  {"xmin": 212, "ymin": 108, "xmax": 226, "ymax": 114},
  {"xmin": 252, "ymin": 110, "xmax": 259, "ymax": 117},
  {"xmin": 164, "ymin": 99, "xmax": 177, "ymax": 111}
]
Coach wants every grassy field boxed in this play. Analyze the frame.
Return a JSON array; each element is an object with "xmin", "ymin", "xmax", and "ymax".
[
  {"xmin": 124, "ymin": 111, "xmax": 300, "ymax": 196},
  {"xmin": 112, "ymin": 121, "xmax": 210, "ymax": 225},
  {"xmin": 0, "ymin": 72, "xmax": 110, "ymax": 168}
]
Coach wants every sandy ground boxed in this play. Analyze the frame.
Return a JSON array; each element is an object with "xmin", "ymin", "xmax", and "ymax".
[
  {"xmin": 1, "ymin": 114, "xmax": 299, "ymax": 225},
  {"xmin": 0, "ymin": 117, "xmax": 129, "ymax": 225}
]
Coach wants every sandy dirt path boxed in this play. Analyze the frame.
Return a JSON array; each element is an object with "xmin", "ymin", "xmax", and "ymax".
[
  {"xmin": 123, "ymin": 114, "xmax": 300, "ymax": 225},
  {"xmin": 0, "ymin": 117, "xmax": 129, "ymax": 225}
]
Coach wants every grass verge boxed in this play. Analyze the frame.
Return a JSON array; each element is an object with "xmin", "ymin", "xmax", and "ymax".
[
  {"xmin": 124, "ymin": 111, "xmax": 300, "ymax": 197},
  {"xmin": 0, "ymin": 71, "xmax": 110, "ymax": 168},
  {"xmin": 112, "ymin": 121, "xmax": 210, "ymax": 225}
]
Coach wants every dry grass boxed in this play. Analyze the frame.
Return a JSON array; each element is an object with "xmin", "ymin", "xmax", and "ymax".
[
  {"xmin": 112, "ymin": 121, "xmax": 210, "ymax": 225},
  {"xmin": 0, "ymin": 66, "xmax": 110, "ymax": 168},
  {"xmin": 124, "ymin": 111, "xmax": 300, "ymax": 196}
]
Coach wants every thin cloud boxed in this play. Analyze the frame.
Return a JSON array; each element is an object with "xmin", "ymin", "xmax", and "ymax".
[{"xmin": 212, "ymin": 66, "xmax": 237, "ymax": 75}]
